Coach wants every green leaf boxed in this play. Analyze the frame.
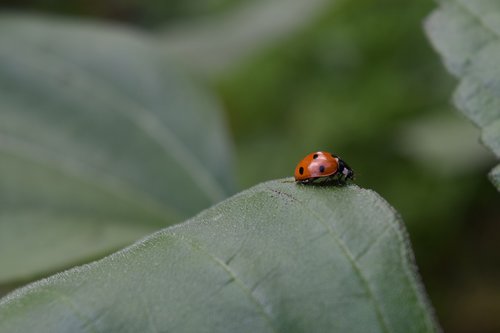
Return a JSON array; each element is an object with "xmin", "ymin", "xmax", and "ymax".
[
  {"xmin": 0, "ymin": 15, "xmax": 234, "ymax": 284},
  {"xmin": 0, "ymin": 180, "xmax": 439, "ymax": 333},
  {"xmin": 425, "ymin": 0, "xmax": 500, "ymax": 190},
  {"xmin": 489, "ymin": 164, "xmax": 500, "ymax": 188}
]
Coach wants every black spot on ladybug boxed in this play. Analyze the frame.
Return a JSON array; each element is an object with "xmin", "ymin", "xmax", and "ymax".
[
  {"xmin": 299, "ymin": 167, "xmax": 304, "ymax": 175},
  {"xmin": 313, "ymin": 154, "xmax": 318, "ymax": 159},
  {"xmin": 319, "ymin": 165, "xmax": 325, "ymax": 173}
]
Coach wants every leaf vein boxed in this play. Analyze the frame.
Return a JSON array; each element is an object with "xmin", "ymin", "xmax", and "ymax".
[
  {"xmin": 454, "ymin": 0, "xmax": 500, "ymax": 39},
  {"xmin": 265, "ymin": 187, "xmax": 391, "ymax": 333},
  {"xmin": 172, "ymin": 233, "xmax": 277, "ymax": 333},
  {"xmin": 0, "ymin": 43, "xmax": 227, "ymax": 203},
  {"xmin": 354, "ymin": 225, "xmax": 391, "ymax": 261},
  {"xmin": 0, "ymin": 134, "xmax": 180, "ymax": 222},
  {"xmin": 49, "ymin": 289, "xmax": 101, "ymax": 333}
]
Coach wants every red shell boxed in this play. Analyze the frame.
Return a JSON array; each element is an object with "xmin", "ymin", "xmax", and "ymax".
[{"xmin": 294, "ymin": 151, "xmax": 339, "ymax": 182}]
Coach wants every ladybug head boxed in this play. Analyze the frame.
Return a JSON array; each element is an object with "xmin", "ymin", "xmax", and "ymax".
[
  {"xmin": 338, "ymin": 159, "xmax": 355, "ymax": 181},
  {"xmin": 345, "ymin": 167, "xmax": 355, "ymax": 180}
]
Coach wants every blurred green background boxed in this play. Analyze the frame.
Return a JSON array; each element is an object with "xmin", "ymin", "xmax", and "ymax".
[{"xmin": 1, "ymin": 0, "xmax": 499, "ymax": 332}]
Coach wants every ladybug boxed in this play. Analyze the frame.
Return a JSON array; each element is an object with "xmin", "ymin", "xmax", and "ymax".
[{"xmin": 294, "ymin": 151, "xmax": 354, "ymax": 185}]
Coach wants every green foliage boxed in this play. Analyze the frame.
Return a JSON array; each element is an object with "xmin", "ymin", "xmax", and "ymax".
[
  {"xmin": 0, "ymin": 0, "xmax": 498, "ymax": 331},
  {"xmin": 0, "ymin": 180, "xmax": 439, "ymax": 333},
  {"xmin": 425, "ymin": 0, "xmax": 500, "ymax": 190},
  {"xmin": 213, "ymin": 5, "xmax": 499, "ymax": 299},
  {"xmin": 216, "ymin": 0, "xmax": 478, "ymax": 227},
  {"xmin": 0, "ymin": 15, "xmax": 234, "ymax": 284}
]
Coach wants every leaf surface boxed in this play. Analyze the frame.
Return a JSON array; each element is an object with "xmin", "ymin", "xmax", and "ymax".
[{"xmin": 0, "ymin": 180, "xmax": 438, "ymax": 333}]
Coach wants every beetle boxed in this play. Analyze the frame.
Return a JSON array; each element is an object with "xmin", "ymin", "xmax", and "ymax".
[{"xmin": 294, "ymin": 151, "xmax": 354, "ymax": 185}]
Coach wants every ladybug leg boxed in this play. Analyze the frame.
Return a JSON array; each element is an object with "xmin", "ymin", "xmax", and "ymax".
[
  {"xmin": 322, "ymin": 174, "xmax": 339, "ymax": 186},
  {"xmin": 300, "ymin": 178, "xmax": 313, "ymax": 185},
  {"xmin": 335, "ymin": 173, "xmax": 347, "ymax": 186}
]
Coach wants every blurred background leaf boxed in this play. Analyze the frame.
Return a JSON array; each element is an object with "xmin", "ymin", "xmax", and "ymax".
[
  {"xmin": 0, "ymin": 0, "xmax": 499, "ymax": 332},
  {"xmin": 0, "ymin": 15, "xmax": 234, "ymax": 288},
  {"xmin": 425, "ymin": 0, "xmax": 500, "ymax": 191},
  {"xmin": 0, "ymin": 180, "xmax": 439, "ymax": 333}
]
